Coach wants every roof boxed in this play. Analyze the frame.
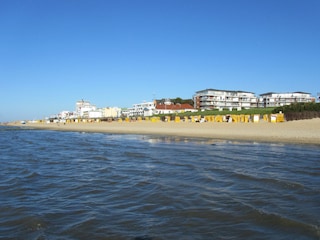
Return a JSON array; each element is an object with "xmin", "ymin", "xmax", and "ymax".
[
  {"xmin": 156, "ymin": 103, "xmax": 194, "ymax": 110},
  {"xmin": 195, "ymin": 88, "xmax": 254, "ymax": 94},
  {"xmin": 260, "ymin": 91, "xmax": 311, "ymax": 96},
  {"xmin": 292, "ymin": 91, "xmax": 311, "ymax": 94},
  {"xmin": 259, "ymin": 92, "xmax": 275, "ymax": 96}
]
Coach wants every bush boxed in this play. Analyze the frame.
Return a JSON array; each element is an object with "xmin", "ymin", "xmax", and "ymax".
[{"xmin": 273, "ymin": 103, "xmax": 320, "ymax": 121}]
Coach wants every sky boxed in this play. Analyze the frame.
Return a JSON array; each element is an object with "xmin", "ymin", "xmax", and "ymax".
[{"xmin": 1, "ymin": 0, "xmax": 319, "ymax": 122}]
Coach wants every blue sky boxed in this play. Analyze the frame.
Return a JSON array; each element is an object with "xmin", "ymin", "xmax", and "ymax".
[{"xmin": 1, "ymin": 0, "xmax": 319, "ymax": 122}]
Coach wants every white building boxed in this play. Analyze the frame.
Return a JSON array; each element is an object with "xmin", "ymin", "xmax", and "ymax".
[
  {"xmin": 75, "ymin": 100, "xmax": 97, "ymax": 118},
  {"xmin": 259, "ymin": 92, "xmax": 315, "ymax": 107},
  {"xmin": 58, "ymin": 111, "xmax": 74, "ymax": 119},
  {"xmin": 194, "ymin": 89, "xmax": 258, "ymax": 110},
  {"xmin": 128, "ymin": 101, "xmax": 156, "ymax": 117},
  {"xmin": 88, "ymin": 110, "xmax": 103, "ymax": 119}
]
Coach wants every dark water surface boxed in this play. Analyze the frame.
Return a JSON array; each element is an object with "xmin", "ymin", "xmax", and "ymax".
[{"xmin": 0, "ymin": 126, "xmax": 319, "ymax": 240}]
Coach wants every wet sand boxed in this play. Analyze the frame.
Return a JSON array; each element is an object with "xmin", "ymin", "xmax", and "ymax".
[{"xmin": 7, "ymin": 118, "xmax": 320, "ymax": 145}]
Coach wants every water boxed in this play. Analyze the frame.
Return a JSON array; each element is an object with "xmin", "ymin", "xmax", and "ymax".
[{"xmin": 0, "ymin": 126, "xmax": 319, "ymax": 240}]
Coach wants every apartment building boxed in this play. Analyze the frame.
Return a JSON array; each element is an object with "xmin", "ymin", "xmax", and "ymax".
[
  {"xmin": 193, "ymin": 89, "xmax": 258, "ymax": 110},
  {"xmin": 75, "ymin": 99, "xmax": 97, "ymax": 118},
  {"xmin": 259, "ymin": 92, "xmax": 315, "ymax": 107},
  {"xmin": 128, "ymin": 101, "xmax": 156, "ymax": 117}
]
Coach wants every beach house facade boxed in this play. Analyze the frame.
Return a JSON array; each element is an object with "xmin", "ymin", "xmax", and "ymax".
[
  {"xmin": 259, "ymin": 92, "xmax": 315, "ymax": 107},
  {"xmin": 193, "ymin": 89, "xmax": 258, "ymax": 110}
]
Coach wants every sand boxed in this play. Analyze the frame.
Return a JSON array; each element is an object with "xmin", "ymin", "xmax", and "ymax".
[{"xmin": 6, "ymin": 118, "xmax": 320, "ymax": 145}]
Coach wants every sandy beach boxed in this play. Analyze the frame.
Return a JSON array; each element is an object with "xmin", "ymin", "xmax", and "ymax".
[{"xmin": 6, "ymin": 118, "xmax": 320, "ymax": 145}]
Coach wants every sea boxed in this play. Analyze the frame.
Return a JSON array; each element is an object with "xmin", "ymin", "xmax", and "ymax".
[{"xmin": 0, "ymin": 126, "xmax": 319, "ymax": 240}]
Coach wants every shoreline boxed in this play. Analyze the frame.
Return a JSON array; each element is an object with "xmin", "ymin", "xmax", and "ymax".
[{"xmin": 4, "ymin": 118, "xmax": 320, "ymax": 145}]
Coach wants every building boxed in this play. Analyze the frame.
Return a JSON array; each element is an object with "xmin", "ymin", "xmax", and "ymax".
[
  {"xmin": 88, "ymin": 110, "xmax": 103, "ymax": 119},
  {"xmin": 128, "ymin": 101, "xmax": 156, "ymax": 117},
  {"xmin": 154, "ymin": 101, "xmax": 197, "ymax": 115},
  {"xmin": 75, "ymin": 100, "xmax": 97, "ymax": 118},
  {"xmin": 58, "ymin": 111, "xmax": 74, "ymax": 119},
  {"xmin": 259, "ymin": 92, "xmax": 315, "ymax": 107},
  {"xmin": 193, "ymin": 89, "xmax": 258, "ymax": 111},
  {"xmin": 101, "ymin": 107, "xmax": 122, "ymax": 118}
]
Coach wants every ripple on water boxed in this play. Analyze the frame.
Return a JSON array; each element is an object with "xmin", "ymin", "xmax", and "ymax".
[{"xmin": 0, "ymin": 128, "xmax": 319, "ymax": 239}]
